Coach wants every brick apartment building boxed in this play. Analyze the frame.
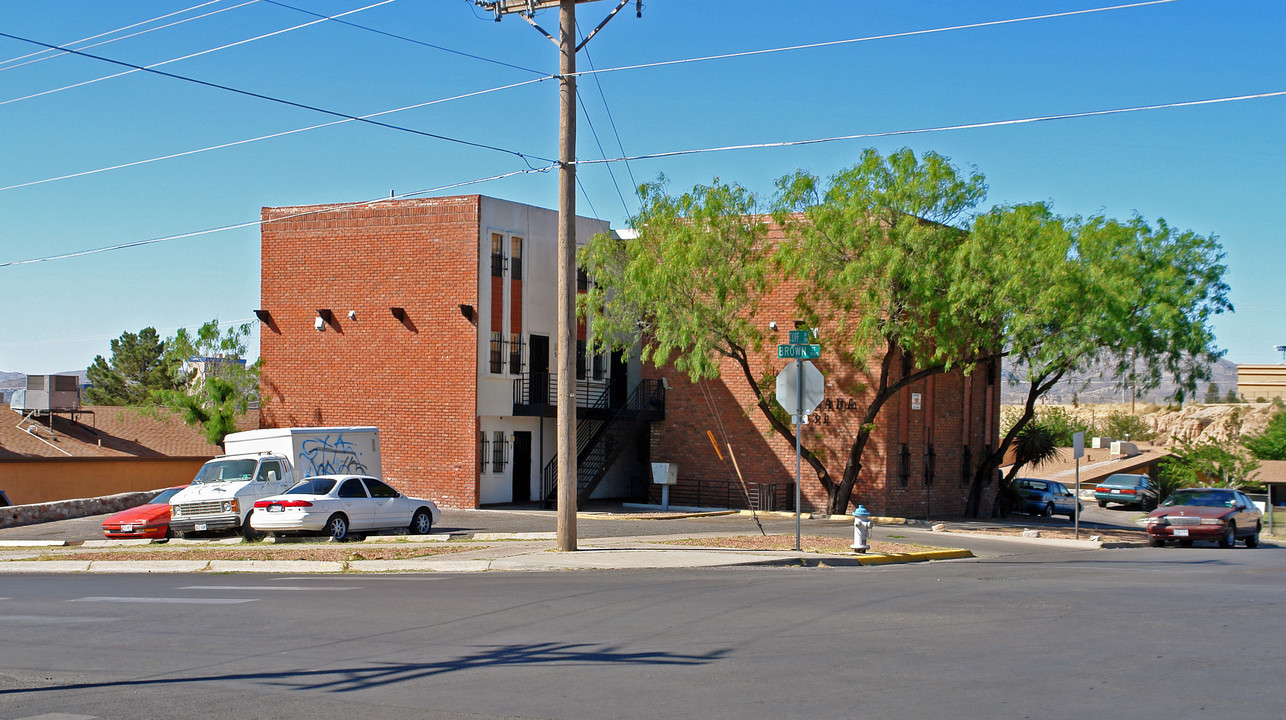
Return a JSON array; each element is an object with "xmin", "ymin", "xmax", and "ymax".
[{"xmin": 258, "ymin": 195, "xmax": 999, "ymax": 517}]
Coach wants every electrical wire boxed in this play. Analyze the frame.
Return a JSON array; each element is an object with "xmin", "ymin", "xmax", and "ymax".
[
  {"xmin": 0, "ymin": 76, "xmax": 552, "ymax": 193},
  {"xmin": 570, "ymin": 0, "xmax": 1184, "ymax": 81},
  {"xmin": 0, "ymin": 0, "xmax": 252, "ymax": 72},
  {"xmin": 576, "ymin": 27, "xmax": 634, "ymax": 222},
  {"xmin": 0, "ymin": 27, "xmax": 553, "ymax": 164},
  {"xmin": 575, "ymin": 90, "xmax": 1286, "ymax": 167},
  {"xmin": 0, "ymin": 165, "xmax": 556, "ymax": 269},
  {"xmin": 263, "ymin": 0, "xmax": 546, "ymax": 75},
  {"xmin": 0, "ymin": 0, "xmax": 398, "ymax": 108}
]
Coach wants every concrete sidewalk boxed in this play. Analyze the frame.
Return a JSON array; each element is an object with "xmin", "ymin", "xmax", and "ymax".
[{"xmin": 0, "ymin": 529, "xmax": 974, "ymax": 574}]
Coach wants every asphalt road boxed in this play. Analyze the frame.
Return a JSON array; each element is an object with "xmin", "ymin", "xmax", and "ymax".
[
  {"xmin": 0, "ymin": 498, "xmax": 1144, "ymax": 545},
  {"xmin": 1, "ymin": 541, "xmax": 1281, "ymax": 720}
]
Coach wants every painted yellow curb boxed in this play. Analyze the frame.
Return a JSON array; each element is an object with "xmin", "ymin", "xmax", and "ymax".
[{"xmin": 843, "ymin": 548, "xmax": 973, "ymax": 565}]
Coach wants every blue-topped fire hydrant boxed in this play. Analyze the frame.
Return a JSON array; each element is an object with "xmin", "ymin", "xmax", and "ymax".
[{"xmin": 851, "ymin": 505, "xmax": 873, "ymax": 554}]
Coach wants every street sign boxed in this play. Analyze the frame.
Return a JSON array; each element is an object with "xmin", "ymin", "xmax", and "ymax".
[
  {"xmin": 788, "ymin": 329, "xmax": 811, "ymax": 344},
  {"xmin": 778, "ymin": 344, "xmax": 820, "ymax": 359},
  {"xmin": 775, "ymin": 360, "xmax": 825, "ymax": 418}
]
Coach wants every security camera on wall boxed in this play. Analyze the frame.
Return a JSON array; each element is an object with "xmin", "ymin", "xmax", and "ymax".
[{"xmin": 314, "ymin": 315, "xmax": 326, "ymax": 332}]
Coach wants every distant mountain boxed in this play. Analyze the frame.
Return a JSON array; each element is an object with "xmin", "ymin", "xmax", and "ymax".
[{"xmin": 1001, "ymin": 356, "xmax": 1239, "ymax": 404}]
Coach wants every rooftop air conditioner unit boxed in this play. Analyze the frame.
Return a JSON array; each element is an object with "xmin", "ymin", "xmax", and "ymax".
[{"xmin": 9, "ymin": 374, "xmax": 80, "ymax": 413}]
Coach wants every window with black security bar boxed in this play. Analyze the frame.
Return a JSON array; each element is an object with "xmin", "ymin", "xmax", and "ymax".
[
  {"xmin": 576, "ymin": 267, "xmax": 590, "ymax": 291},
  {"xmin": 491, "ymin": 431, "xmax": 509, "ymax": 471},
  {"xmin": 575, "ymin": 339, "xmax": 587, "ymax": 380},
  {"xmin": 509, "ymin": 333, "xmax": 524, "ymax": 375},
  {"xmin": 491, "ymin": 233, "xmax": 505, "ymax": 277},
  {"xmin": 480, "ymin": 435, "xmax": 491, "ymax": 473},
  {"xmin": 961, "ymin": 445, "xmax": 971, "ymax": 485},
  {"xmin": 591, "ymin": 350, "xmax": 605, "ymax": 380},
  {"xmin": 899, "ymin": 444, "xmax": 911, "ymax": 486},
  {"xmin": 511, "ymin": 236, "xmax": 523, "ymax": 280},
  {"xmin": 489, "ymin": 332, "xmax": 505, "ymax": 374}
]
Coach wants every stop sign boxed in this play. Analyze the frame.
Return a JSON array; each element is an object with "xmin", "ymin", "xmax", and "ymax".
[{"xmin": 775, "ymin": 360, "xmax": 825, "ymax": 418}]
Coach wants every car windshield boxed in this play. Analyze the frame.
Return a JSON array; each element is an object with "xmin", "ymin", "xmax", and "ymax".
[
  {"xmin": 1162, "ymin": 489, "xmax": 1237, "ymax": 508},
  {"xmin": 286, "ymin": 478, "xmax": 337, "ymax": 496},
  {"xmin": 192, "ymin": 459, "xmax": 257, "ymax": 484},
  {"xmin": 150, "ymin": 488, "xmax": 183, "ymax": 504}
]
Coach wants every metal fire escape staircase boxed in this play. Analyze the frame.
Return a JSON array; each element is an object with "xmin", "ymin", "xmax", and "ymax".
[{"xmin": 539, "ymin": 379, "xmax": 665, "ymax": 503}]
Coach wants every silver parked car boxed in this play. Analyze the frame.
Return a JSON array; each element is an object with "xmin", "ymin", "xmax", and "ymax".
[{"xmin": 1012, "ymin": 478, "xmax": 1082, "ymax": 519}]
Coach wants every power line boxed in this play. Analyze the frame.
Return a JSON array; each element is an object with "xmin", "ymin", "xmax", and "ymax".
[
  {"xmin": 0, "ymin": 0, "xmax": 1178, "ymax": 195},
  {"xmin": 0, "ymin": 27, "xmax": 552, "ymax": 164},
  {"xmin": 575, "ymin": 90, "xmax": 1286, "ymax": 167},
  {"xmin": 0, "ymin": 0, "xmax": 397, "ymax": 108},
  {"xmin": 0, "ymin": 165, "xmax": 556, "ymax": 269},
  {"xmin": 262, "ymin": 0, "xmax": 546, "ymax": 75},
  {"xmin": 576, "ymin": 27, "xmax": 634, "ymax": 221},
  {"xmin": 0, "ymin": 76, "xmax": 552, "ymax": 193},
  {"xmin": 570, "ymin": 0, "xmax": 1184, "ymax": 81},
  {"xmin": 0, "ymin": 0, "xmax": 261, "ymax": 74}
]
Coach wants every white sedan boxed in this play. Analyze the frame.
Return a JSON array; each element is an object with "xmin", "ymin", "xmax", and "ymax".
[{"xmin": 250, "ymin": 475, "xmax": 440, "ymax": 541}]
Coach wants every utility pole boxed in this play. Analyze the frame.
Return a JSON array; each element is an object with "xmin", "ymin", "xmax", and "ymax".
[{"xmin": 474, "ymin": 0, "xmax": 640, "ymax": 552}]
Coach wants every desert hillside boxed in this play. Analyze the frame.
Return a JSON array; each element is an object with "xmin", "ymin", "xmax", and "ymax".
[{"xmin": 1005, "ymin": 402, "xmax": 1278, "ymax": 447}]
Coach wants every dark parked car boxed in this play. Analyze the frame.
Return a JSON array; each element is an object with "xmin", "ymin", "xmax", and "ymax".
[
  {"xmin": 1012, "ymin": 478, "xmax": 1082, "ymax": 519},
  {"xmin": 1094, "ymin": 473, "xmax": 1157, "ymax": 509},
  {"xmin": 0, "ymin": 489, "xmax": 9, "ymax": 507},
  {"xmin": 1145, "ymin": 487, "xmax": 1262, "ymax": 548}
]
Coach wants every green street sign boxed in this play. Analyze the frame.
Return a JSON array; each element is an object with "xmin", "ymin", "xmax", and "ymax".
[
  {"xmin": 778, "ymin": 344, "xmax": 820, "ymax": 359},
  {"xmin": 788, "ymin": 329, "xmax": 811, "ymax": 344}
]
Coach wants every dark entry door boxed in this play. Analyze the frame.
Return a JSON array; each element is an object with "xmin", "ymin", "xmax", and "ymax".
[
  {"xmin": 512, "ymin": 431, "xmax": 532, "ymax": 503},
  {"xmin": 529, "ymin": 335, "xmax": 550, "ymax": 405},
  {"xmin": 610, "ymin": 350, "xmax": 628, "ymax": 408}
]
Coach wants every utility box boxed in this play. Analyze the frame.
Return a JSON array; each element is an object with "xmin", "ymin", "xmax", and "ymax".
[
  {"xmin": 1092, "ymin": 436, "xmax": 1114, "ymax": 449},
  {"xmin": 1111, "ymin": 441, "xmax": 1139, "ymax": 458},
  {"xmin": 651, "ymin": 463, "xmax": 678, "ymax": 485}
]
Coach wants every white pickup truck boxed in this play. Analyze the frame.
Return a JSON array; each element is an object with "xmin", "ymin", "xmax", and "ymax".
[{"xmin": 168, "ymin": 426, "xmax": 381, "ymax": 539}]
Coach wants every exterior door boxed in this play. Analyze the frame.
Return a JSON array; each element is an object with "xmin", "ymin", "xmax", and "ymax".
[
  {"xmin": 529, "ymin": 335, "xmax": 550, "ymax": 404},
  {"xmin": 512, "ymin": 431, "xmax": 532, "ymax": 503}
]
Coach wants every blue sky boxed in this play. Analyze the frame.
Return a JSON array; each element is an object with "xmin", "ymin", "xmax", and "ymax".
[{"xmin": 1, "ymin": 0, "xmax": 1283, "ymax": 374}]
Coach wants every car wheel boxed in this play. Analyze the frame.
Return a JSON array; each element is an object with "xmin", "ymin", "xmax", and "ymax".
[
  {"xmin": 1148, "ymin": 536, "xmax": 1165, "ymax": 548},
  {"xmin": 1245, "ymin": 523, "xmax": 1260, "ymax": 548},
  {"xmin": 1042, "ymin": 503, "xmax": 1054, "ymax": 518},
  {"xmin": 241, "ymin": 512, "xmax": 262, "ymax": 542},
  {"xmin": 1179, "ymin": 538, "xmax": 1193, "ymax": 548},
  {"xmin": 1097, "ymin": 500, "xmax": 1107, "ymax": 508},
  {"xmin": 164, "ymin": 527, "xmax": 175, "ymax": 540},
  {"xmin": 325, "ymin": 514, "xmax": 349, "ymax": 542},
  {"xmin": 410, "ymin": 509, "xmax": 433, "ymax": 535},
  {"xmin": 1218, "ymin": 524, "xmax": 1235, "ymax": 548}
]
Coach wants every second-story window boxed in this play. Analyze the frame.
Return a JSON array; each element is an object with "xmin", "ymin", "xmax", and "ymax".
[{"xmin": 491, "ymin": 233, "xmax": 505, "ymax": 277}]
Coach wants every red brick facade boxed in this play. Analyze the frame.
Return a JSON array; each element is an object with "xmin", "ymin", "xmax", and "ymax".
[
  {"xmin": 258, "ymin": 195, "xmax": 999, "ymax": 516},
  {"xmin": 259, "ymin": 197, "xmax": 481, "ymax": 508}
]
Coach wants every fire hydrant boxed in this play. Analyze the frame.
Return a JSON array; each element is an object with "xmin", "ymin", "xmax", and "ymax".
[{"xmin": 851, "ymin": 505, "xmax": 873, "ymax": 554}]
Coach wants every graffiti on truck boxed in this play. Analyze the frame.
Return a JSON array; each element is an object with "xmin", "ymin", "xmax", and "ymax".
[{"xmin": 298, "ymin": 434, "xmax": 371, "ymax": 477}]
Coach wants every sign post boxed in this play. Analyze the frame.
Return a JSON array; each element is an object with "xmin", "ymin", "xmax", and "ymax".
[
  {"xmin": 1073, "ymin": 431, "xmax": 1085, "ymax": 540},
  {"xmin": 775, "ymin": 350, "xmax": 824, "ymax": 551}
]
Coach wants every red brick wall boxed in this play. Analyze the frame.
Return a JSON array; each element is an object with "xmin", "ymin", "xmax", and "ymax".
[{"xmin": 259, "ymin": 196, "xmax": 481, "ymax": 508}]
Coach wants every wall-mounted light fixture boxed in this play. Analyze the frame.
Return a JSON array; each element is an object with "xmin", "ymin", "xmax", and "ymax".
[
  {"xmin": 769, "ymin": 320, "xmax": 778, "ymax": 331},
  {"xmin": 459, "ymin": 304, "xmax": 476, "ymax": 323},
  {"xmin": 316, "ymin": 308, "xmax": 336, "ymax": 332},
  {"xmin": 254, "ymin": 309, "xmax": 272, "ymax": 324},
  {"xmin": 347, "ymin": 310, "xmax": 357, "ymax": 321},
  {"xmin": 390, "ymin": 306, "xmax": 407, "ymax": 323},
  {"xmin": 314, "ymin": 315, "xmax": 326, "ymax": 332}
]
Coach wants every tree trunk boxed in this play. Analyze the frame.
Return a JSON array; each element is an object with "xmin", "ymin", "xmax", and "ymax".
[{"xmin": 963, "ymin": 368, "xmax": 1064, "ymax": 517}]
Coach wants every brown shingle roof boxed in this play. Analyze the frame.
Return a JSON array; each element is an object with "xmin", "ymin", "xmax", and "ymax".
[
  {"xmin": 0, "ymin": 405, "xmax": 255, "ymax": 459},
  {"xmin": 1004, "ymin": 443, "xmax": 1171, "ymax": 487}
]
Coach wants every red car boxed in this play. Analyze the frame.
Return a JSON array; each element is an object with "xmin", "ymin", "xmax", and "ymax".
[
  {"xmin": 101, "ymin": 486, "xmax": 187, "ymax": 540},
  {"xmin": 1146, "ymin": 487, "xmax": 1263, "ymax": 548}
]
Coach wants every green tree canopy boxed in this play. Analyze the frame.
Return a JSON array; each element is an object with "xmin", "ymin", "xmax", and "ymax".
[
  {"xmin": 773, "ymin": 148, "xmax": 996, "ymax": 512},
  {"xmin": 1243, "ymin": 410, "xmax": 1286, "ymax": 461},
  {"xmin": 154, "ymin": 320, "xmax": 259, "ymax": 448},
  {"xmin": 84, "ymin": 327, "xmax": 182, "ymax": 405}
]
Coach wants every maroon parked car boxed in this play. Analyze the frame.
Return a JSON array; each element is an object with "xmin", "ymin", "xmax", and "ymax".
[{"xmin": 1145, "ymin": 487, "xmax": 1262, "ymax": 548}]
